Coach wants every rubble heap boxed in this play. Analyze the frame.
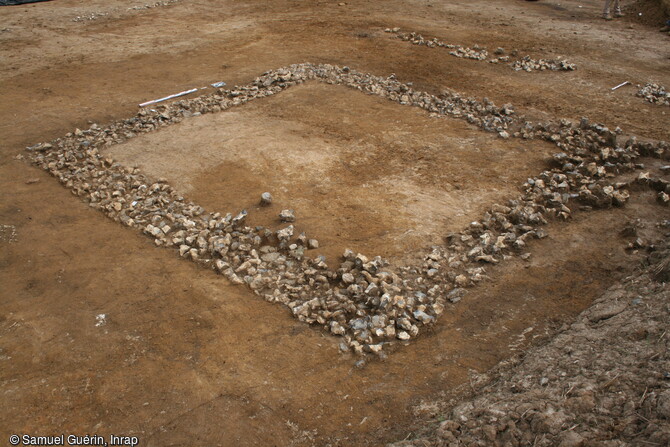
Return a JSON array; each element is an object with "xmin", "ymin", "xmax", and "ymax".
[
  {"xmin": 637, "ymin": 82, "xmax": 670, "ymax": 107},
  {"xmin": 384, "ymin": 28, "xmax": 576, "ymax": 72},
  {"xmin": 128, "ymin": 0, "xmax": 180, "ymax": 11},
  {"xmin": 510, "ymin": 55, "xmax": 577, "ymax": 72},
  {"xmin": 73, "ymin": 0, "xmax": 181, "ymax": 22},
  {"xmin": 25, "ymin": 63, "xmax": 668, "ymax": 355}
]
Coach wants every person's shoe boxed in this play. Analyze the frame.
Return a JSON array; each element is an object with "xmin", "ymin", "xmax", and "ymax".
[
  {"xmin": 660, "ymin": 26, "xmax": 670, "ymax": 32},
  {"xmin": 614, "ymin": 11, "xmax": 624, "ymax": 18},
  {"xmin": 603, "ymin": 13, "xmax": 613, "ymax": 20}
]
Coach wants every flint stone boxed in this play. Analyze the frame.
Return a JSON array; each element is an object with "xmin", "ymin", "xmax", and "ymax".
[
  {"xmin": 371, "ymin": 315, "xmax": 386, "ymax": 328},
  {"xmin": 413, "ymin": 310, "xmax": 435, "ymax": 324},
  {"xmin": 261, "ymin": 252, "xmax": 281, "ymax": 263},
  {"xmin": 179, "ymin": 244, "xmax": 190, "ymax": 257},
  {"xmin": 260, "ymin": 192, "xmax": 273, "ymax": 206},
  {"xmin": 330, "ymin": 321, "xmax": 346, "ymax": 335},
  {"xmin": 350, "ymin": 318, "xmax": 367, "ymax": 331},
  {"xmin": 448, "ymin": 288, "xmax": 466, "ymax": 303},
  {"xmin": 279, "ymin": 209, "xmax": 295, "ymax": 222},
  {"xmin": 365, "ymin": 343, "xmax": 383, "ymax": 354},
  {"xmin": 397, "ymin": 331, "xmax": 411, "ymax": 341},
  {"xmin": 455, "ymin": 274, "xmax": 469, "ymax": 287},
  {"xmin": 342, "ymin": 273, "xmax": 355, "ymax": 284},
  {"xmin": 214, "ymin": 259, "xmax": 229, "ymax": 272},
  {"xmin": 232, "ymin": 210, "xmax": 247, "ymax": 226},
  {"xmin": 277, "ymin": 225, "xmax": 294, "ymax": 240}
]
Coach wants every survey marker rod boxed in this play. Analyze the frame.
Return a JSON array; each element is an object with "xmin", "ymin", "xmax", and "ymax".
[
  {"xmin": 139, "ymin": 88, "xmax": 199, "ymax": 107},
  {"xmin": 611, "ymin": 81, "xmax": 631, "ymax": 91}
]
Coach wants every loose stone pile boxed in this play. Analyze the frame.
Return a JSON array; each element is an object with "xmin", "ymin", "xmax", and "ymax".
[
  {"xmin": 25, "ymin": 63, "xmax": 668, "ymax": 355},
  {"xmin": 128, "ymin": 0, "xmax": 180, "ymax": 11},
  {"xmin": 510, "ymin": 55, "xmax": 577, "ymax": 72},
  {"xmin": 637, "ymin": 82, "xmax": 670, "ymax": 106},
  {"xmin": 384, "ymin": 28, "xmax": 576, "ymax": 72},
  {"xmin": 72, "ymin": 0, "xmax": 180, "ymax": 22},
  {"xmin": 72, "ymin": 12, "xmax": 109, "ymax": 22}
]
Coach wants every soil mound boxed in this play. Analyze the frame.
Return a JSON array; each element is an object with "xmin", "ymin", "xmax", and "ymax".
[
  {"xmin": 626, "ymin": 0, "xmax": 670, "ymax": 26},
  {"xmin": 389, "ymin": 239, "xmax": 670, "ymax": 446}
]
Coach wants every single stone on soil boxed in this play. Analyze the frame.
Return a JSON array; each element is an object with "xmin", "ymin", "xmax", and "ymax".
[{"xmin": 260, "ymin": 192, "xmax": 273, "ymax": 206}]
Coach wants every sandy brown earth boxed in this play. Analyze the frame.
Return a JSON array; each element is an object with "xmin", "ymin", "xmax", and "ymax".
[
  {"xmin": 1, "ymin": 0, "xmax": 669, "ymax": 446},
  {"xmin": 106, "ymin": 82, "xmax": 557, "ymax": 263}
]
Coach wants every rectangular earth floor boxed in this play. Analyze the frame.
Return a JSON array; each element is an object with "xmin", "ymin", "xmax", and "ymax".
[{"xmin": 106, "ymin": 82, "xmax": 557, "ymax": 263}]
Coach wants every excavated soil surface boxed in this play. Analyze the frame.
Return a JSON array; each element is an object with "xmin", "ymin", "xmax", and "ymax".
[
  {"xmin": 108, "ymin": 82, "xmax": 556, "ymax": 262},
  {"xmin": 1, "ymin": 0, "xmax": 669, "ymax": 446}
]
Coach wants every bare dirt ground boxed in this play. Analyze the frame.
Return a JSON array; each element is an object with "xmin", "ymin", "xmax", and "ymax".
[
  {"xmin": 0, "ymin": 0, "xmax": 669, "ymax": 446},
  {"xmin": 106, "ymin": 82, "xmax": 557, "ymax": 262}
]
